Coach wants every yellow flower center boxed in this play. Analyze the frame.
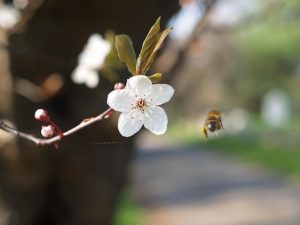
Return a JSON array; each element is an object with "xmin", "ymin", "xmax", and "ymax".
[{"xmin": 133, "ymin": 98, "xmax": 148, "ymax": 112}]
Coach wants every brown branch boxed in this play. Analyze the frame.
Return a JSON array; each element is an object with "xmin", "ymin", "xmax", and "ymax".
[
  {"xmin": 154, "ymin": 0, "xmax": 218, "ymax": 81},
  {"xmin": 0, "ymin": 107, "xmax": 114, "ymax": 146},
  {"xmin": 8, "ymin": 0, "xmax": 44, "ymax": 35}
]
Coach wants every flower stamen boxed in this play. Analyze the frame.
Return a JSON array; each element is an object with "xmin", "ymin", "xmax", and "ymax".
[{"xmin": 133, "ymin": 98, "xmax": 149, "ymax": 112}]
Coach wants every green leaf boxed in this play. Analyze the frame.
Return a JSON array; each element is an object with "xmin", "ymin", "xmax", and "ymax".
[
  {"xmin": 154, "ymin": 28, "xmax": 172, "ymax": 53},
  {"xmin": 115, "ymin": 35, "xmax": 137, "ymax": 75},
  {"xmin": 136, "ymin": 17, "xmax": 161, "ymax": 75},
  {"xmin": 142, "ymin": 28, "xmax": 172, "ymax": 74},
  {"xmin": 148, "ymin": 73, "xmax": 162, "ymax": 83}
]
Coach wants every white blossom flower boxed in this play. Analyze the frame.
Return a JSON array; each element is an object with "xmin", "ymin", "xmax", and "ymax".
[
  {"xmin": 71, "ymin": 65, "xmax": 99, "ymax": 89},
  {"xmin": 107, "ymin": 75, "xmax": 174, "ymax": 137},
  {"xmin": 0, "ymin": 4, "xmax": 20, "ymax": 29},
  {"xmin": 71, "ymin": 34, "xmax": 111, "ymax": 88}
]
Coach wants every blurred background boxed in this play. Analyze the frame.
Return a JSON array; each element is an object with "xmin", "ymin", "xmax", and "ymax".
[{"xmin": 0, "ymin": 0, "xmax": 300, "ymax": 225}]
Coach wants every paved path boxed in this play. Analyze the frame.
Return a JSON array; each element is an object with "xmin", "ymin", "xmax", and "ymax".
[{"xmin": 130, "ymin": 135, "xmax": 300, "ymax": 225}]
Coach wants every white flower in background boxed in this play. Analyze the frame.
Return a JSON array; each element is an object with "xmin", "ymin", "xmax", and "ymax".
[
  {"xmin": 107, "ymin": 75, "xmax": 174, "ymax": 137},
  {"xmin": 0, "ymin": 4, "xmax": 20, "ymax": 29},
  {"xmin": 71, "ymin": 65, "xmax": 100, "ymax": 89},
  {"xmin": 71, "ymin": 34, "xmax": 111, "ymax": 88}
]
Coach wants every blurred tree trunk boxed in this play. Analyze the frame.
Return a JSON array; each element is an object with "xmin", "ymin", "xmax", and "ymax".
[
  {"xmin": 0, "ymin": 1, "xmax": 178, "ymax": 225},
  {"xmin": 0, "ymin": 0, "xmax": 13, "ymax": 119},
  {"xmin": 0, "ymin": 0, "xmax": 19, "ymax": 224}
]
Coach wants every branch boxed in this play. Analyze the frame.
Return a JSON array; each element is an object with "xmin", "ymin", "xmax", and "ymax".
[
  {"xmin": 0, "ymin": 107, "xmax": 113, "ymax": 146},
  {"xmin": 8, "ymin": 0, "xmax": 44, "ymax": 35},
  {"xmin": 154, "ymin": 0, "xmax": 218, "ymax": 80}
]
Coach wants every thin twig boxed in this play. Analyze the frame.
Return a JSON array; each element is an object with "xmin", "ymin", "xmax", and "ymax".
[
  {"xmin": 8, "ymin": 0, "xmax": 44, "ymax": 35},
  {"xmin": 156, "ymin": 0, "xmax": 218, "ymax": 82},
  {"xmin": 0, "ymin": 108, "xmax": 113, "ymax": 146}
]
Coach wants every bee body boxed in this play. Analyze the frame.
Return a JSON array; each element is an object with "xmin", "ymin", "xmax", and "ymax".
[{"xmin": 201, "ymin": 110, "xmax": 223, "ymax": 142}]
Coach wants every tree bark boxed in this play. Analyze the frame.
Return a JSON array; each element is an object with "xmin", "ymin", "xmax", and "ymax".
[{"xmin": 0, "ymin": 1, "xmax": 178, "ymax": 225}]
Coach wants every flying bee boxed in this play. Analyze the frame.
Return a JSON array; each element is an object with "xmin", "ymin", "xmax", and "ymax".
[{"xmin": 201, "ymin": 110, "xmax": 223, "ymax": 142}]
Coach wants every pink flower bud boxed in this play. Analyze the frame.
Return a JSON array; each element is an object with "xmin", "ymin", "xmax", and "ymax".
[
  {"xmin": 35, "ymin": 109, "xmax": 49, "ymax": 122},
  {"xmin": 114, "ymin": 82, "xmax": 124, "ymax": 90},
  {"xmin": 41, "ymin": 125, "xmax": 55, "ymax": 138}
]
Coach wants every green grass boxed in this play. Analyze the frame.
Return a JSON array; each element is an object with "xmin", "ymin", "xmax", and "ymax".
[
  {"xmin": 205, "ymin": 135, "xmax": 300, "ymax": 178},
  {"xmin": 113, "ymin": 193, "xmax": 144, "ymax": 225},
  {"xmin": 167, "ymin": 119, "xmax": 300, "ymax": 180}
]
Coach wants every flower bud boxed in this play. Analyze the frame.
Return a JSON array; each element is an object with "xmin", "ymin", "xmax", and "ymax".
[
  {"xmin": 41, "ymin": 125, "xmax": 55, "ymax": 138},
  {"xmin": 35, "ymin": 109, "xmax": 49, "ymax": 122},
  {"xmin": 114, "ymin": 82, "xmax": 124, "ymax": 90}
]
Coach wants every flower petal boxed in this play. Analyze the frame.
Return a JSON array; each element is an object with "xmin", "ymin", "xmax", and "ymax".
[
  {"xmin": 127, "ymin": 75, "xmax": 152, "ymax": 97},
  {"xmin": 151, "ymin": 84, "xmax": 174, "ymax": 105},
  {"xmin": 85, "ymin": 70, "xmax": 99, "ymax": 88},
  {"xmin": 107, "ymin": 89, "xmax": 134, "ymax": 112},
  {"xmin": 118, "ymin": 110, "xmax": 143, "ymax": 137},
  {"xmin": 78, "ymin": 34, "xmax": 111, "ymax": 69},
  {"xmin": 71, "ymin": 65, "xmax": 87, "ymax": 83},
  {"xmin": 144, "ymin": 106, "xmax": 168, "ymax": 135},
  {"xmin": 71, "ymin": 66, "xmax": 99, "ymax": 88}
]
